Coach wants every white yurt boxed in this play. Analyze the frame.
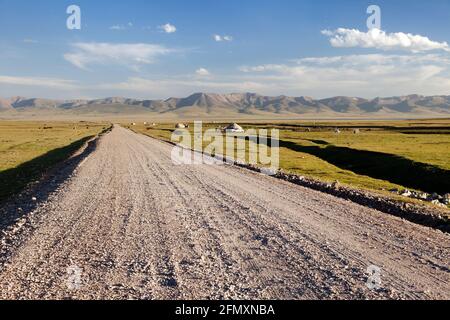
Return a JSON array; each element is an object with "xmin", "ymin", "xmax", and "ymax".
[{"xmin": 225, "ymin": 123, "xmax": 244, "ymax": 133}]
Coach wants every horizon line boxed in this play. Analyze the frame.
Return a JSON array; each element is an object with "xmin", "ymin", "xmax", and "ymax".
[{"xmin": 3, "ymin": 92, "xmax": 450, "ymax": 102}]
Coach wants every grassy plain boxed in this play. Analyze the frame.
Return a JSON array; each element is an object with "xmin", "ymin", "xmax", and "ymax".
[{"xmin": 0, "ymin": 121, "xmax": 108, "ymax": 202}]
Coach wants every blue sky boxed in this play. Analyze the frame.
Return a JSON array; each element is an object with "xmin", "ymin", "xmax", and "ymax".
[{"xmin": 1, "ymin": 0, "xmax": 450, "ymax": 99}]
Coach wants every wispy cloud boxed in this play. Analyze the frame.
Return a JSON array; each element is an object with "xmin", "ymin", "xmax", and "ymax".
[
  {"xmin": 0, "ymin": 75, "xmax": 78, "ymax": 89},
  {"xmin": 97, "ymin": 76, "xmax": 265, "ymax": 98},
  {"xmin": 23, "ymin": 39, "xmax": 38, "ymax": 44},
  {"xmin": 4, "ymin": 52, "xmax": 450, "ymax": 99},
  {"xmin": 213, "ymin": 34, "xmax": 233, "ymax": 42},
  {"xmin": 5, "ymin": 52, "xmax": 450, "ymax": 99},
  {"xmin": 322, "ymin": 28, "xmax": 450, "ymax": 53},
  {"xmin": 109, "ymin": 25, "xmax": 126, "ymax": 31},
  {"xmin": 158, "ymin": 23, "xmax": 177, "ymax": 33},
  {"xmin": 64, "ymin": 42, "xmax": 174, "ymax": 70},
  {"xmin": 109, "ymin": 22, "xmax": 133, "ymax": 31}
]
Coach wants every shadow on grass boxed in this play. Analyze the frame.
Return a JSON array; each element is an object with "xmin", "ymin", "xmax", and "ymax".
[
  {"xmin": 304, "ymin": 139, "xmax": 331, "ymax": 146},
  {"xmin": 136, "ymin": 127, "xmax": 174, "ymax": 133},
  {"xmin": 279, "ymin": 140, "xmax": 450, "ymax": 194},
  {"xmin": 0, "ymin": 137, "xmax": 94, "ymax": 202},
  {"xmin": 0, "ymin": 135, "xmax": 103, "ymax": 235}
]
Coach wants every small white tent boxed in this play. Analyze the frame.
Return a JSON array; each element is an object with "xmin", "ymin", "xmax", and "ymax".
[{"xmin": 225, "ymin": 123, "xmax": 244, "ymax": 133}]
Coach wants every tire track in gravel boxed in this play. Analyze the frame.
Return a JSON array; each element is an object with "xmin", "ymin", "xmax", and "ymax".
[
  {"xmin": 185, "ymin": 160, "xmax": 449, "ymax": 299},
  {"xmin": 129, "ymin": 135, "xmax": 248, "ymax": 299},
  {"xmin": 130, "ymin": 132, "xmax": 336, "ymax": 299},
  {"xmin": 0, "ymin": 126, "xmax": 448, "ymax": 300}
]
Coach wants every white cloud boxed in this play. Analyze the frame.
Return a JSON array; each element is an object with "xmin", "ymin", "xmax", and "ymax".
[
  {"xmin": 195, "ymin": 68, "xmax": 210, "ymax": 76},
  {"xmin": 322, "ymin": 28, "xmax": 450, "ymax": 53},
  {"xmin": 214, "ymin": 34, "xmax": 233, "ymax": 42},
  {"xmin": 0, "ymin": 75, "xmax": 78, "ymax": 89},
  {"xmin": 238, "ymin": 53, "xmax": 450, "ymax": 97},
  {"xmin": 159, "ymin": 23, "xmax": 177, "ymax": 33},
  {"xmin": 64, "ymin": 42, "xmax": 173, "ymax": 70}
]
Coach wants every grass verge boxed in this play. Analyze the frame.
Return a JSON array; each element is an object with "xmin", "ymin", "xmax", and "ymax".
[{"xmin": 0, "ymin": 121, "xmax": 108, "ymax": 203}]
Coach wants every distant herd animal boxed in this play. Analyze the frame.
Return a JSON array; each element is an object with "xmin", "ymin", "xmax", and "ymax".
[
  {"xmin": 335, "ymin": 128, "xmax": 361, "ymax": 134},
  {"xmin": 303, "ymin": 127, "xmax": 361, "ymax": 134}
]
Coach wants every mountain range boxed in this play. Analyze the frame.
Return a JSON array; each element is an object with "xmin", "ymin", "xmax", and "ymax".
[{"xmin": 1, "ymin": 93, "xmax": 450, "ymax": 118}]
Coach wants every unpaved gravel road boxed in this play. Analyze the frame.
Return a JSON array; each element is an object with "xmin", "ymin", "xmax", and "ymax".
[{"xmin": 0, "ymin": 126, "xmax": 449, "ymax": 300}]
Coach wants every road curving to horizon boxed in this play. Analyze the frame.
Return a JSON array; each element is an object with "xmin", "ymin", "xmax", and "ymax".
[{"xmin": 0, "ymin": 126, "xmax": 448, "ymax": 299}]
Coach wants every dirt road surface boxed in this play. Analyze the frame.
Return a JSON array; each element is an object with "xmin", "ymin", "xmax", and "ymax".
[{"xmin": 0, "ymin": 126, "xmax": 448, "ymax": 300}]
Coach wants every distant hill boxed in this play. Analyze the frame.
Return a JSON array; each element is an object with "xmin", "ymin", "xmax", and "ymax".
[
  {"xmin": 2, "ymin": 93, "xmax": 450, "ymax": 118},
  {"xmin": 0, "ymin": 98, "xmax": 13, "ymax": 111}
]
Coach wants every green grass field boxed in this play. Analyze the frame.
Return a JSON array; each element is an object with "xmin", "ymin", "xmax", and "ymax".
[
  {"xmin": 0, "ymin": 121, "xmax": 108, "ymax": 202},
  {"xmin": 127, "ymin": 119, "xmax": 450, "ymax": 201}
]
